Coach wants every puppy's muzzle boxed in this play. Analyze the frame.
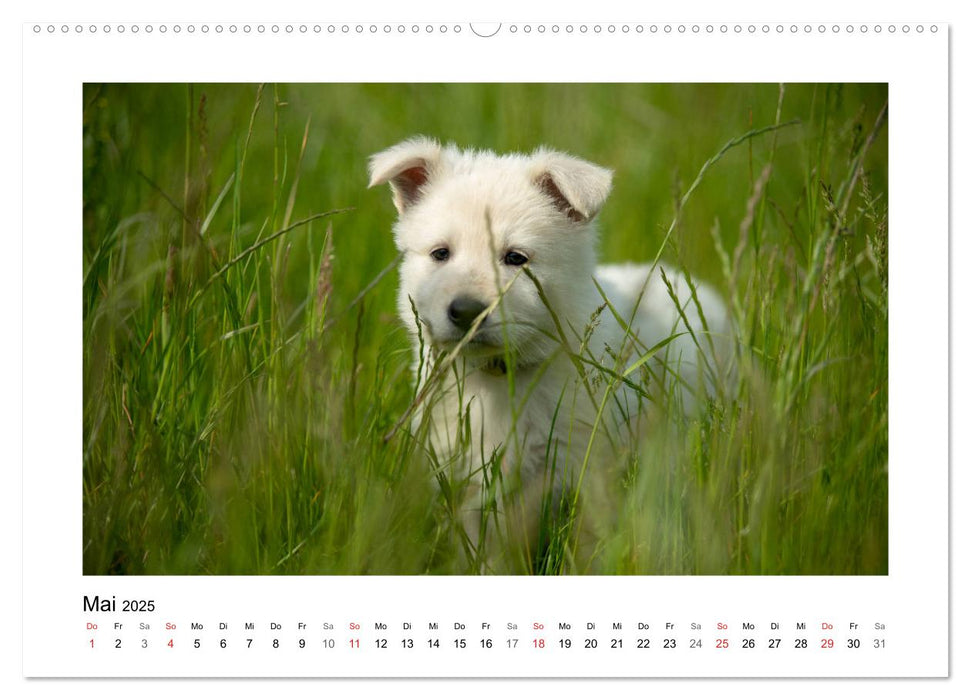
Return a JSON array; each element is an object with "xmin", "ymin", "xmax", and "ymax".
[{"xmin": 448, "ymin": 296, "xmax": 489, "ymax": 333}]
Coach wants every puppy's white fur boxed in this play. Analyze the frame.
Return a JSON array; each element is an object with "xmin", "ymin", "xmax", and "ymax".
[{"xmin": 369, "ymin": 137, "xmax": 729, "ymax": 550}]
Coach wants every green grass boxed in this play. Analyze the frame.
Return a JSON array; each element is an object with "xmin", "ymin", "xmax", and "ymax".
[{"xmin": 82, "ymin": 83, "xmax": 888, "ymax": 575}]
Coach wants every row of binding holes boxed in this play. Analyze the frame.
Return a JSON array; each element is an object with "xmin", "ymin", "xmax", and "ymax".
[
  {"xmin": 33, "ymin": 24, "xmax": 463, "ymax": 34},
  {"xmin": 34, "ymin": 23, "xmax": 939, "ymax": 34},
  {"xmin": 510, "ymin": 24, "xmax": 936, "ymax": 34}
]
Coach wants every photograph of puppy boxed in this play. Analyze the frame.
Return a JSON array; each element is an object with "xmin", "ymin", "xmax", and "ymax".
[{"xmin": 82, "ymin": 83, "xmax": 888, "ymax": 575}]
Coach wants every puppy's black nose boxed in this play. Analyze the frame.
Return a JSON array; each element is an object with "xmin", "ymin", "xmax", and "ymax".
[{"xmin": 448, "ymin": 296, "xmax": 488, "ymax": 332}]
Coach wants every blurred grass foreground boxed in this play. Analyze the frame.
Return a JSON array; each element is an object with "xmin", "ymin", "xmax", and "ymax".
[{"xmin": 83, "ymin": 83, "xmax": 888, "ymax": 575}]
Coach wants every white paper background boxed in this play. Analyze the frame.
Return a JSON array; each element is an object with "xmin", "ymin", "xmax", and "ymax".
[{"xmin": 7, "ymin": 0, "xmax": 967, "ymax": 698}]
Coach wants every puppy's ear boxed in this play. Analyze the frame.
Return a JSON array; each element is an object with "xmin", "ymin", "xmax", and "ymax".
[
  {"xmin": 368, "ymin": 137, "xmax": 443, "ymax": 214},
  {"xmin": 530, "ymin": 149, "xmax": 613, "ymax": 223}
]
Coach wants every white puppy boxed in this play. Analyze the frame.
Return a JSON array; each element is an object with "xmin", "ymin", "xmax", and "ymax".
[{"xmin": 369, "ymin": 137, "xmax": 730, "ymax": 561}]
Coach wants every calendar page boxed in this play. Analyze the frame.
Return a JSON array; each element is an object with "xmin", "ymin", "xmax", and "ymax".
[{"xmin": 18, "ymin": 0, "xmax": 955, "ymax": 692}]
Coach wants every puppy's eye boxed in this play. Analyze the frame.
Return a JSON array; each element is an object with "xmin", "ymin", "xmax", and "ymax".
[
  {"xmin": 430, "ymin": 247, "xmax": 450, "ymax": 262},
  {"xmin": 503, "ymin": 250, "xmax": 529, "ymax": 266}
]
